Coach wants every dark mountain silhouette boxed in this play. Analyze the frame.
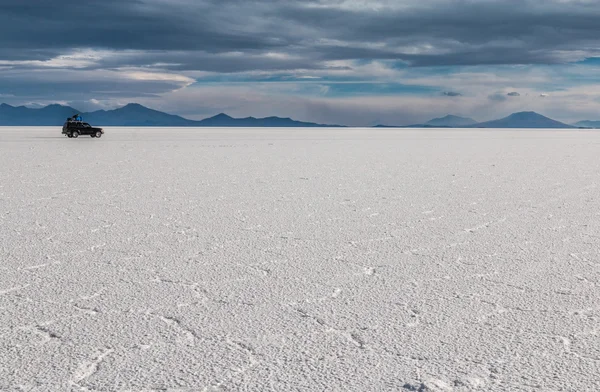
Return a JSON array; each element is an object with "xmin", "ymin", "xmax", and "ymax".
[
  {"xmin": 0, "ymin": 103, "xmax": 344, "ymax": 127},
  {"xmin": 197, "ymin": 113, "xmax": 234, "ymax": 126},
  {"xmin": 0, "ymin": 103, "xmax": 579, "ymax": 129},
  {"xmin": 196, "ymin": 113, "xmax": 342, "ymax": 127},
  {"xmin": 84, "ymin": 103, "xmax": 195, "ymax": 126},
  {"xmin": 375, "ymin": 111, "xmax": 574, "ymax": 129},
  {"xmin": 375, "ymin": 114, "xmax": 476, "ymax": 128},
  {"xmin": 425, "ymin": 115, "xmax": 477, "ymax": 127},
  {"xmin": 373, "ymin": 123, "xmax": 452, "ymax": 128},
  {"xmin": 471, "ymin": 111, "xmax": 575, "ymax": 128},
  {"xmin": 0, "ymin": 103, "xmax": 79, "ymax": 125},
  {"xmin": 574, "ymin": 120, "xmax": 600, "ymax": 128}
]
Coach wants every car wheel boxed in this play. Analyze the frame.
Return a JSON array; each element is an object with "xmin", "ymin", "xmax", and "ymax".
[
  {"xmin": 90, "ymin": 134, "xmax": 96, "ymax": 138},
  {"xmin": 95, "ymin": 131, "xmax": 102, "ymax": 138},
  {"xmin": 72, "ymin": 131, "xmax": 79, "ymax": 138},
  {"xmin": 67, "ymin": 133, "xmax": 73, "ymax": 138}
]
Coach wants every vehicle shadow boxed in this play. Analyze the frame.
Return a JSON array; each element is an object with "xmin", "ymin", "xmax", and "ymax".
[{"xmin": 32, "ymin": 136, "xmax": 101, "ymax": 139}]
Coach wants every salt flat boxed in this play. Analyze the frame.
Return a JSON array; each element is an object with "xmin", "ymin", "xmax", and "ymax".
[{"xmin": 1, "ymin": 127, "xmax": 599, "ymax": 391}]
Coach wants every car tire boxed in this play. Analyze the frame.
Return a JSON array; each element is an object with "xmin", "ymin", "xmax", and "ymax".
[
  {"xmin": 90, "ymin": 134, "xmax": 96, "ymax": 138},
  {"xmin": 95, "ymin": 131, "xmax": 102, "ymax": 138},
  {"xmin": 72, "ymin": 131, "xmax": 79, "ymax": 138},
  {"xmin": 67, "ymin": 133, "xmax": 73, "ymax": 138}
]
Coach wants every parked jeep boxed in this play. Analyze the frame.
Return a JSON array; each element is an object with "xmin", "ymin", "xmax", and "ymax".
[{"xmin": 62, "ymin": 117, "xmax": 104, "ymax": 138}]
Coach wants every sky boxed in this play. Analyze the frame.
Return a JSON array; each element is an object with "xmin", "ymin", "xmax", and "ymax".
[{"xmin": 1, "ymin": 0, "xmax": 600, "ymax": 126}]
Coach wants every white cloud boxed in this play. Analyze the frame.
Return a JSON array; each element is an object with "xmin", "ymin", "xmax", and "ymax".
[{"xmin": 118, "ymin": 70, "xmax": 195, "ymax": 85}]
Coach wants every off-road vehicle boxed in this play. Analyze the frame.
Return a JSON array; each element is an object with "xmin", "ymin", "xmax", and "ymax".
[{"xmin": 62, "ymin": 117, "xmax": 104, "ymax": 138}]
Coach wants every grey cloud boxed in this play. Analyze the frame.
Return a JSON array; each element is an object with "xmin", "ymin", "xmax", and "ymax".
[
  {"xmin": 273, "ymin": 1, "xmax": 600, "ymax": 66},
  {"xmin": 488, "ymin": 93, "xmax": 507, "ymax": 102},
  {"xmin": 507, "ymin": 92, "xmax": 521, "ymax": 96},
  {"xmin": 2, "ymin": 0, "xmax": 600, "ymax": 121},
  {"xmin": 0, "ymin": 0, "xmax": 294, "ymax": 59},
  {"xmin": 1, "ymin": 0, "xmax": 600, "ymax": 68},
  {"xmin": 99, "ymin": 52, "xmax": 344, "ymax": 74},
  {"xmin": 0, "ymin": 69, "xmax": 184, "ymax": 101}
]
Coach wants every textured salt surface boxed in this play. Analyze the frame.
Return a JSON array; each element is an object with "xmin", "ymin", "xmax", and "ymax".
[{"xmin": 1, "ymin": 127, "xmax": 599, "ymax": 391}]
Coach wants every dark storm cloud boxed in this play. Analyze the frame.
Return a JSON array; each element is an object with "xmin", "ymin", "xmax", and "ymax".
[
  {"xmin": 0, "ymin": 0, "xmax": 294, "ymax": 60},
  {"xmin": 507, "ymin": 92, "xmax": 521, "ymax": 97},
  {"xmin": 272, "ymin": 0, "xmax": 600, "ymax": 66},
  {"xmin": 3, "ymin": 0, "xmax": 600, "ymax": 123},
  {"xmin": 1, "ymin": 0, "xmax": 600, "ymax": 69}
]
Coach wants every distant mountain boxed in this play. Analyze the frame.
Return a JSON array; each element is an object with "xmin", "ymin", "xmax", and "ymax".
[
  {"xmin": 471, "ymin": 112, "xmax": 575, "ymax": 129},
  {"xmin": 374, "ymin": 112, "xmax": 574, "ymax": 129},
  {"xmin": 84, "ymin": 103, "xmax": 196, "ymax": 126},
  {"xmin": 574, "ymin": 120, "xmax": 600, "ymax": 128},
  {"xmin": 425, "ymin": 115, "xmax": 477, "ymax": 127},
  {"xmin": 0, "ymin": 103, "xmax": 79, "ymax": 126},
  {"xmin": 374, "ymin": 114, "xmax": 476, "ymax": 128},
  {"xmin": 0, "ymin": 103, "xmax": 344, "ymax": 127},
  {"xmin": 196, "ymin": 113, "xmax": 343, "ymax": 127},
  {"xmin": 0, "ymin": 103, "xmax": 579, "ymax": 129},
  {"xmin": 373, "ymin": 123, "xmax": 452, "ymax": 128}
]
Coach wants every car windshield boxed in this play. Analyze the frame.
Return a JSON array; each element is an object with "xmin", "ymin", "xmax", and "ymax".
[{"xmin": 83, "ymin": 123, "xmax": 91, "ymax": 128}]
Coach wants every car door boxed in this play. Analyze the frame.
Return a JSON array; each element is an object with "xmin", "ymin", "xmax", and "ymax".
[{"xmin": 81, "ymin": 123, "xmax": 92, "ymax": 135}]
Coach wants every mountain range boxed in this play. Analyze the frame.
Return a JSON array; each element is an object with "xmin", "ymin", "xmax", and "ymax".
[
  {"xmin": 424, "ymin": 115, "xmax": 478, "ymax": 127},
  {"xmin": 0, "ymin": 103, "xmax": 343, "ymax": 127},
  {"xmin": 0, "ymin": 102, "xmax": 596, "ymax": 128},
  {"xmin": 471, "ymin": 111, "xmax": 576, "ymax": 129},
  {"xmin": 574, "ymin": 120, "xmax": 600, "ymax": 129},
  {"xmin": 377, "ymin": 111, "xmax": 581, "ymax": 129},
  {"xmin": 375, "ymin": 115, "xmax": 478, "ymax": 128}
]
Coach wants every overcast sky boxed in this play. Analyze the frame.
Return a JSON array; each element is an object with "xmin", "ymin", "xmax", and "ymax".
[{"xmin": 1, "ymin": 0, "xmax": 600, "ymax": 125}]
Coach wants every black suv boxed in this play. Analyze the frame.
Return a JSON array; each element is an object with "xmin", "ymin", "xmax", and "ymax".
[{"xmin": 62, "ymin": 119, "xmax": 104, "ymax": 138}]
